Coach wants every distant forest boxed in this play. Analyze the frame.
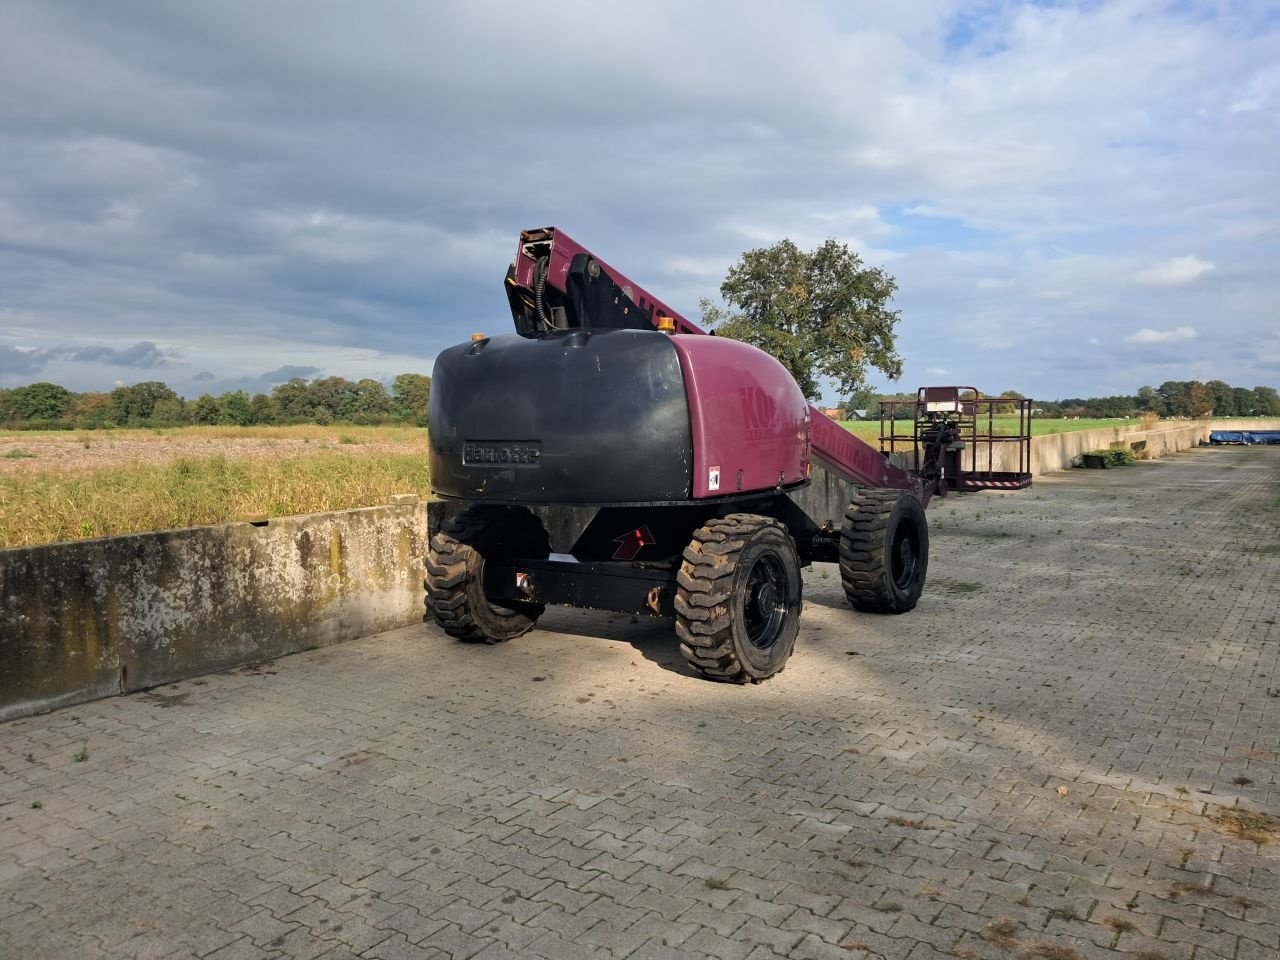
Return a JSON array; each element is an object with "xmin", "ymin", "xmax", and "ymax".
[
  {"xmin": 856, "ymin": 380, "xmax": 1280, "ymax": 420},
  {"xmin": 0, "ymin": 375, "xmax": 431, "ymax": 430},
  {"xmin": 2, "ymin": 374, "xmax": 1278, "ymax": 431}
]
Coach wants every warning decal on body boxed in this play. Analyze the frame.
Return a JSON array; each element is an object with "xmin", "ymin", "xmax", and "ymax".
[{"xmin": 708, "ymin": 466, "xmax": 721, "ymax": 491}]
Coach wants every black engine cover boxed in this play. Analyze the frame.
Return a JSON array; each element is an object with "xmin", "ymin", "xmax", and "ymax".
[{"xmin": 429, "ymin": 329, "xmax": 693, "ymax": 503}]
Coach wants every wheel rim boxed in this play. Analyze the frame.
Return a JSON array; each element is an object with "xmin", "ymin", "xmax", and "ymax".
[
  {"xmin": 743, "ymin": 554, "xmax": 789, "ymax": 650},
  {"xmin": 477, "ymin": 516, "xmax": 543, "ymax": 620},
  {"xmin": 890, "ymin": 523, "xmax": 919, "ymax": 590},
  {"xmin": 478, "ymin": 557, "xmax": 533, "ymax": 619}
]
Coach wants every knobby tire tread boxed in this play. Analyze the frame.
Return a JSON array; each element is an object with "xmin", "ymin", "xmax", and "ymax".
[
  {"xmin": 675, "ymin": 513, "xmax": 792, "ymax": 684},
  {"xmin": 424, "ymin": 506, "xmax": 545, "ymax": 644},
  {"xmin": 838, "ymin": 489, "xmax": 922, "ymax": 613}
]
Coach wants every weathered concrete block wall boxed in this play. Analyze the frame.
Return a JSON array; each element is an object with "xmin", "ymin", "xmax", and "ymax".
[
  {"xmin": 1022, "ymin": 422, "xmax": 1203, "ymax": 474},
  {"xmin": 1, "ymin": 501, "xmax": 427, "ymax": 722},
  {"xmin": 974, "ymin": 418, "xmax": 1280, "ymax": 476}
]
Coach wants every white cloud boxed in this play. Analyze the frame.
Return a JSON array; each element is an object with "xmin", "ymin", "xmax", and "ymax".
[
  {"xmin": 1134, "ymin": 256, "xmax": 1216, "ymax": 287},
  {"xmin": 665, "ymin": 256, "xmax": 726, "ymax": 279},
  {"xmin": 0, "ymin": 1, "xmax": 1277, "ymax": 398},
  {"xmin": 1126, "ymin": 326, "xmax": 1198, "ymax": 344},
  {"xmin": 1230, "ymin": 62, "xmax": 1280, "ymax": 113},
  {"xmin": 925, "ymin": 367, "xmax": 950, "ymax": 376}
]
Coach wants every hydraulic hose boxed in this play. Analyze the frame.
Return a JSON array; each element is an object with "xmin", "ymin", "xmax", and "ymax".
[{"xmin": 534, "ymin": 256, "xmax": 552, "ymax": 329}]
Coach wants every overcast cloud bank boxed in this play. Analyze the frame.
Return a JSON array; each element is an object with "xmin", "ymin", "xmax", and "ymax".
[{"xmin": 1, "ymin": 1, "xmax": 1277, "ymax": 400}]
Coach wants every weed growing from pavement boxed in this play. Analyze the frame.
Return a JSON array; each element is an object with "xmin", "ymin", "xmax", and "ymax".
[
  {"xmin": 982, "ymin": 917, "xmax": 1019, "ymax": 948},
  {"xmin": 888, "ymin": 815, "xmax": 926, "ymax": 829},
  {"xmin": 1213, "ymin": 807, "xmax": 1278, "ymax": 844},
  {"xmin": 1166, "ymin": 880, "xmax": 1211, "ymax": 899}
]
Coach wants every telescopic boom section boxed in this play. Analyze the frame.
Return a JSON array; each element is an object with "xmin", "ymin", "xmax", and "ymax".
[
  {"xmin": 508, "ymin": 227, "xmax": 704, "ymax": 335},
  {"xmin": 505, "ymin": 227, "xmax": 917, "ymax": 495}
]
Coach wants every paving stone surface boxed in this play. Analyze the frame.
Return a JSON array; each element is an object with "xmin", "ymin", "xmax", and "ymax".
[{"xmin": 2, "ymin": 446, "xmax": 1278, "ymax": 960}]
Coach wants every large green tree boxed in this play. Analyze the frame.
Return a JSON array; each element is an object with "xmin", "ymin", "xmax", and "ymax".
[
  {"xmin": 250, "ymin": 393, "xmax": 277, "ymax": 424},
  {"xmin": 838, "ymin": 386, "xmax": 880, "ymax": 415},
  {"xmin": 68, "ymin": 392, "xmax": 113, "ymax": 428},
  {"xmin": 1135, "ymin": 385, "xmax": 1160, "ymax": 412},
  {"xmin": 1207, "ymin": 379, "xmax": 1235, "ymax": 417},
  {"xmin": 350, "ymin": 378, "xmax": 392, "ymax": 422},
  {"xmin": 700, "ymin": 239, "xmax": 902, "ymax": 401},
  {"xmin": 271, "ymin": 378, "xmax": 316, "ymax": 421},
  {"xmin": 111, "ymin": 381, "xmax": 178, "ymax": 425},
  {"xmin": 150, "ymin": 397, "xmax": 187, "ymax": 426},
  {"xmin": 994, "ymin": 390, "xmax": 1027, "ymax": 415},
  {"xmin": 189, "ymin": 393, "xmax": 221, "ymax": 425},
  {"xmin": 1255, "ymin": 386, "xmax": 1280, "ymax": 416},
  {"xmin": 1186, "ymin": 381, "xmax": 1214, "ymax": 418},
  {"xmin": 1156, "ymin": 381, "xmax": 1190, "ymax": 417},
  {"xmin": 218, "ymin": 390, "xmax": 254, "ymax": 426},
  {"xmin": 6, "ymin": 382, "xmax": 74, "ymax": 421},
  {"xmin": 1086, "ymin": 395, "xmax": 1135, "ymax": 417},
  {"xmin": 392, "ymin": 373, "xmax": 431, "ymax": 426}
]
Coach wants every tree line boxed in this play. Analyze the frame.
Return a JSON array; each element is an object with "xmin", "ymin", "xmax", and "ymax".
[
  {"xmin": 4, "ymin": 372, "xmax": 1276, "ymax": 431},
  {"xmin": 843, "ymin": 380, "xmax": 1280, "ymax": 420},
  {"xmin": 0, "ymin": 375, "xmax": 431, "ymax": 430},
  {"xmin": 1045, "ymin": 380, "xmax": 1280, "ymax": 419}
]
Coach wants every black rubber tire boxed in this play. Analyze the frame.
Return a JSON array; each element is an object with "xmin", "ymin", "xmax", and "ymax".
[
  {"xmin": 838, "ymin": 489, "xmax": 928, "ymax": 613},
  {"xmin": 675, "ymin": 513, "xmax": 803, "ymax": 683},
  {"xmin": 424, "ymin": 506, "xmax": 549, "ymax": 644}
]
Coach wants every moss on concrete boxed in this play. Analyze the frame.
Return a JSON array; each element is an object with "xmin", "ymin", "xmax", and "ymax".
[{"xmin": 0, "ymin": 502, "xmax": 426, "ymax": 722}]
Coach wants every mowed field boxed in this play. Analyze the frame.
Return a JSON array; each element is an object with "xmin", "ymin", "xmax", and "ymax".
[
  {"xmin": 0, "ymin": 425, "xmax": 430, "ymax": 550},
  {"xmin": 1, "ymin": 418, "xmax": 1129, "ymax": 550},
  {"xmin": 838, "ymin": 415, "xmax": 1125, "ymax": 441}
]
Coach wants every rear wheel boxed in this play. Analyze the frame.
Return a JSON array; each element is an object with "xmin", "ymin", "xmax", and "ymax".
[
  {"xmin": 839, "ymin": 489, "xmax": 928, "ymax": 613},
  {"xmin": 425, "ymin": 506, "xmax": 549, "ymax": 643},
  {"xmin": 675, "ymin": 514, "xmax": 802, "ymax": 683}
]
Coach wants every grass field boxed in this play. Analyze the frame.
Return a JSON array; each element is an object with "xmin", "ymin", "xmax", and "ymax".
[
  {"xmin": 0, "ymin": 425, "xmax": 429, "ymax": 549},
  {"xmin": 0, "ymin": 415, "xmax": 1218, "ymax": 549},
  {"xmin": 838, "ymin": 416, "xmax": 1139, "ymax": 441}
]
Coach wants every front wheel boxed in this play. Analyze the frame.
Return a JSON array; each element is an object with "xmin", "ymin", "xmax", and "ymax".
[
  {"xmin": 675, "ymin": 514, "xmax": 802, "ymax": 683},
  {"xmin": 838, "ymin": 489, "xmax": 928, "ymax": 613}
]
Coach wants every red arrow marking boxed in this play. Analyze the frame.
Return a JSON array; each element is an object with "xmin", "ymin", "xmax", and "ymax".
[{"xmin": 611, "ymin": 526, "xmax": 655, "ymax": 561}]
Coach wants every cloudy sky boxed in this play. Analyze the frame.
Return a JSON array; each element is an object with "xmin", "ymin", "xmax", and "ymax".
[{"xmin": 1, "ymin": 0, "xmax": 1277, "ymax": 403}]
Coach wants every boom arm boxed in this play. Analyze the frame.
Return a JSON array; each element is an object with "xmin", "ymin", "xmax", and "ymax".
[
  {"xmin": 505, "ymin": 227, "xmax": 918, "ymax": 496},
  {"xmin": 508, "ymin": 227, "xmax": 704, "ymax": 336}
]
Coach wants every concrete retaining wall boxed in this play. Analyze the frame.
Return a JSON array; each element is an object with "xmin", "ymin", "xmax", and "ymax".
[
  {"xmin": 955, "ymin": 418, "xmax": 1280, "ymax": 476},
  {"xmin": 1, "ymin": 499, "xmax": 427, "ymax": 723}
]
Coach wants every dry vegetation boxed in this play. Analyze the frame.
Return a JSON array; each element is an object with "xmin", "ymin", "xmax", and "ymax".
[
  {"xmin": 0, "ymin": 415, "xmax": 1213, "ymax": 549},
  {"xmin": 0, "ymin": 425, "xmax": 430, "ymax": 549},
  {"xmin": 1212, "ymin": 807, "xmax": 1278, "ymax": 844}
]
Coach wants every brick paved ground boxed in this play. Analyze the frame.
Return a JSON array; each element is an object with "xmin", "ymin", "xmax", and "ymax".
[{"xmin": 2, "ymin": 446, "xmax": 1277, "ymax": 960}]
